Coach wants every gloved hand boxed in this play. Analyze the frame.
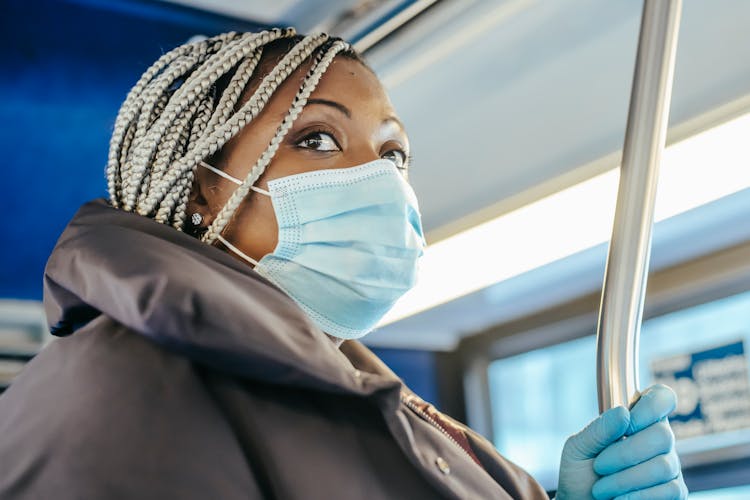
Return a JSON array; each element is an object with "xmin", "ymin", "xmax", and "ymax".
[{"xmin": 556, "ymin": 384, "xmax": 688, "ymax": 500}]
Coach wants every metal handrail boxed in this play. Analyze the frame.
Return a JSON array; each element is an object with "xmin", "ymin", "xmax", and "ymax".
[{"xmin": 596, "ymin": 0, "xmax": 683, "ymax": 412}]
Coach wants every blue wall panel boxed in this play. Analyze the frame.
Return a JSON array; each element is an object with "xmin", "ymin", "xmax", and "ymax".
[
  {"xmin": 370, "ymin": 347, "xmax": 439, "ymax": 405},
  {"xmin": 0, "ymin": 0, "xmax": 263, "ymax": 299}
]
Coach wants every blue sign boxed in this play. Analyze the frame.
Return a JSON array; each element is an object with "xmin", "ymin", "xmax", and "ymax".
[{"xmin": 651, "ymin": 340, "xmax": 750, "ymax": 439}]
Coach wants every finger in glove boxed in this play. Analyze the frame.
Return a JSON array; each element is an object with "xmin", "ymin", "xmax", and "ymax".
[
  {"xmin": 592, "ymin": 452, "xmax": 681, "ymax": 499},
  {"xmin": 594, "ymin": 419, "xmax": 675, "ymax": 475},
  {"xmin": 610, "ymin": 473, "xmax": 688, "ymax": 500},
  {"xmin": 627, "ymin": 384, "xmax": 677, "ymax": 436},
  {"xmin": 564, "ymin": 406, "xmax": 630, "ymax": 460}
]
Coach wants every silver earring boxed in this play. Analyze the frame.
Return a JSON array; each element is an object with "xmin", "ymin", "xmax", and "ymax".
[{"xmin": 191, "ymin": 212, "xmax": 203, "ymax": 226}]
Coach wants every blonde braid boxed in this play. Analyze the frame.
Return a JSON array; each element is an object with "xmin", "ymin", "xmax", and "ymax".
[
  {"xmin": 164, "ymin": 90, "xmax": 222, "ymax": 229},
  {"xmin": 118, "ymin": 40, "xmax": 216, "ymax": 210},
  {"xmin": 150, "ymin": 95, "xmax": 206, "ymax": 221},
  {"xmin": 108, "ymin": 29, "xmax": 282, "ymax": 216},
  {"xmin": 137, "ymin": 89, "xmax": 170, "ymax": 206},
  {"xmin": 106, "ymin": 29, "xmax": 363, "ymax": 246},
  {"xmin": 146, "ymin": 29, "xmax": 289, "ymax": 169},
  {"xmin": 124, "ymin": 39, "xmax": 232, "ymax": 209},
  {"xmin": 106, "ymin": 41, "xmax": 200, "ymax": 208},
  {"xmin": 125, "ymin": 55, "xmax": 208, "ymax": 209},
  {"xmin": 200, "ymin": 49, "xmax": 263, "ymax": 142},
  {"xmin": 201, "ymin": 40, "xmax": 349, "ymax": 244},
  {"xmin": 159, "ymin": 50, "xmax": 263, "ymax": 228},
  {"xmin": 140, "ymin": 32, "xmax": 328, "ymax": 217}
]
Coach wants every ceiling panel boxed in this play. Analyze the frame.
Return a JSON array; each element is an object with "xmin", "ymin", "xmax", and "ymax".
[
  {"xmin": 367, "ymin": 0, "xmax": 750, "ymax": 238},
  {"xmin": 159, "ymin": 0, "xmax": 379, "ymax": 32},
  {"xmin": 157, "ymin": 0, "xmax": 301, "ymax": 23}
]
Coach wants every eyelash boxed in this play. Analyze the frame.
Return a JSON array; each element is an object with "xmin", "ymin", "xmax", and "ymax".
[
  {"xmin": 295, "ymin": 128, "xmax": 412, "ymax": 170},
  {"xmin": 295, "ymin": 128, "xmax": 341, "ymax": 151}
]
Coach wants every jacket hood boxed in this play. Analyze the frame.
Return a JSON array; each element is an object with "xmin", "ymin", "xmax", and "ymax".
[{"xmin": 43, "ymin": 199, "xmax": 401, "ymax": 395}]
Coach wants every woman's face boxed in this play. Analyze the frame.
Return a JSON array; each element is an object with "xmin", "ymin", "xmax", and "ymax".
[{"xmin": 191, "ymin": 55, "xmax": 410, "ymax": 264}]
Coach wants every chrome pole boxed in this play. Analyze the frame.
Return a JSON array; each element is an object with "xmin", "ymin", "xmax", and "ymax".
[{"xmin": 596, "ymin": 0, "xmax": 682, "ymax": 412}]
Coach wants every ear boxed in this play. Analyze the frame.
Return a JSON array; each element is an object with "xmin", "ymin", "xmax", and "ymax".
[{"xmin": 186, "ymin": 162, "xmax": 218, "ymax": 227}]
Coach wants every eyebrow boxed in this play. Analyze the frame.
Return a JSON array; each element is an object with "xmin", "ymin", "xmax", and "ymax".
[{"xmin": 306, "ymin": 98, "xmax": 351, "ymax": 119}]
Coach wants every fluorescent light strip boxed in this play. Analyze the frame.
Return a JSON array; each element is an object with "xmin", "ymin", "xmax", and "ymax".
[{"xmin": 380, "ymin": 112, "xmax": 750, "ymax": 325}]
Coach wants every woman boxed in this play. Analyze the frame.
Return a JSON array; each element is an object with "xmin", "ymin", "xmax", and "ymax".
[{"xmin": 0, "ymin": 29, "xmax": 686, "ymax": 499}]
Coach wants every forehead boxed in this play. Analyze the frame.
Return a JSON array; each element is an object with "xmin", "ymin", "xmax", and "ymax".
[
  {"xmin": 313, "ymin": 57, "xmax": 392, "ymax": 108},
  {"xmin": 239, "ymin": 51, "xmax": 405, "ymax": 138},
  {"xmin": 262, "ymin": 54, "xmax": 397, "ymax": 119}
]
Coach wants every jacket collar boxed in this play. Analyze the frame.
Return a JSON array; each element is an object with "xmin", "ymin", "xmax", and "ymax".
[{"xmin": 43, "ymin": 199, "xmax": 402, "ymax": 396}]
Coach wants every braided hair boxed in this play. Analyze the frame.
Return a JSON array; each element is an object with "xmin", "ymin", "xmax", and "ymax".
[{"xmin": 106, "ymin": 28, "xmax": 365, "ymax": 243}]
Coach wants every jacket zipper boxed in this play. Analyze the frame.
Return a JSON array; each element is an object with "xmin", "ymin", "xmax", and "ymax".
[{"xmin": 400, "ymin": 394, "xmax": 476, "ymax": 463}]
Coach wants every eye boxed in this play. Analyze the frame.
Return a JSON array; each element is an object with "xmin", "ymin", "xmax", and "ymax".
[
  {"xmin": 296, "ymin": 131, "xmax": 340, "ymax": 152},
  {"xmin": 382, "ymin": 149, "xmax": 408, "ymax": 170}
]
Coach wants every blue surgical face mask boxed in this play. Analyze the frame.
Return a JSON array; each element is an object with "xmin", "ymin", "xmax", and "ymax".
[{"xmin": 200, "ymin": 159, "xmax": 425, "ymax": 340}]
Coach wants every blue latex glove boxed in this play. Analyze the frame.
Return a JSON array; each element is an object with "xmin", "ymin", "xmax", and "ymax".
[{"xmin": 556, "ymin": 385, "xmax": 688, "ymax": 500}]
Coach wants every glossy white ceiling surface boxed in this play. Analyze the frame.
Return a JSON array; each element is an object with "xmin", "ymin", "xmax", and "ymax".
[
  {"xmin": 159, "ymin": 0, "xmax": 382, "ymax": 32},
  {"xmin": 361, "ymin": 0, "xmax": 750, "ymax": 348},
  {"xmin": 158, "ymin": 0, "xmax": 300, "ymax": 23},
  {"xmin": 367, "ymin": 0, "xmax": 750, "ymax": 237}
]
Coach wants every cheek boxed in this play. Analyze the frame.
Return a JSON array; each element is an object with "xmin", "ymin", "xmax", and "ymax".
[{"xmin": 224, "ymin": 192, "xmax": 279, "ymax": 259}]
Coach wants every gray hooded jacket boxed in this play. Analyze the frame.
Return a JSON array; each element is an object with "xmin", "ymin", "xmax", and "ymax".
[{"xmin": 0, "ymin": 199, "xmax": 549, "ymax": 499}]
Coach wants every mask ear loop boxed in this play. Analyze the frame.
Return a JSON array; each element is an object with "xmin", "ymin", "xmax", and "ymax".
[
  {"xmin": 199, "ymin": 160, "xmax": 270, "ymax": 268},
  {"xmin": 215, "ymin": 234, "xmax": 260, "ymax": 267},
  {"xmin": 199, "ymin": 161, "xmax": 270, "ymax": 196}
]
